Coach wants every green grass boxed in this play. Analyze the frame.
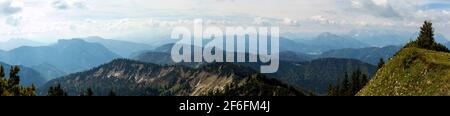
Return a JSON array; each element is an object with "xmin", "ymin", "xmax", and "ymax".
[{"xmin": 357, "ymin": 47, "xmax": 450, "ymax": 96}]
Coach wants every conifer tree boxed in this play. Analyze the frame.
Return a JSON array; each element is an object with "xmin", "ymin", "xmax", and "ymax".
[
  {"xmin": 405, "ymin": 21, "xmax": 450, "ymax": 52},
  {"xmin": 0, "ymin": 66, "xmax": 4, "ymax": 79},
  {"xmin": 108, "ymin": 90, "xmax": 116, "ymax": 96},
  {"xmin": 328, "ymin": 69, "xmax": 370, "ymax": 96},
  {"xmin": 417, "ymin": 21, "xmax": 435, "ymax": 49},
  {"xmin": 86, "ymin": 88, "xmax": 94, "ymax": 96},
  {"xmin": 8, "ymin": 66, "xmax": 20, "ymax": 87},
  {"xmin": 48, "ymin": 84, "xmax": 68, "ymax": 96},
  {"xmin": 377, "ymin": 58, "xmax": 385, "ymax": 70}
]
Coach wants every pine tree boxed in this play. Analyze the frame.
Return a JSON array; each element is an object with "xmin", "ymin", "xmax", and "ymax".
[
  {"xmin": 8, "ymin": 66, "xmax": 20, "ymax": 87},
  {"xmin": 108, "ymin": 90, "xmax": 116, "ymax": 96},
  {"xmin": 48, "ymin": 84, "xmax": 68, "ymax": 96},
  {"xmin": 21, "ymin": 84, "xmax": 36, "ymax": 96},
  {"xmin": 340, "ymin": 76, "xmax": 350, "ymax": 96},
  {"xmin": 0, "ymin": 65, "xmax": 4, "ymax": 94},
  {"xmin": 417, "ymin": 21, "xmax": 435, "ymax": 49},
  {"xmin": 327, "ymin": 84, "xmax": 332, "ymax": 96},
  {"xmin": 405, "ymin": 21, "xmax": 450, "ymax": 52},
  {"xmin": 328, "ymin": 69, "xmax": 370, "ymax": 96},
  {"xmin": 0, "ymin": 65, "xmax": 4, "ymax": 79},
  {"xmin": 86, "ymin": 88, "xmax": 94, "ymax": 96},
  {"xmin": 351, "ymin": 69, "xmax": 361, "ymax": 95},
  {"xmin": 361, "ymin": 74, "xmax": 369, "ymax": 87},
  {"xmin": 377, "ymin": 58, "xmax": 385, "ymax": 70},
  {"xmin": 334, "ymin": 84, "xmax": 341, "ymax": 96}
]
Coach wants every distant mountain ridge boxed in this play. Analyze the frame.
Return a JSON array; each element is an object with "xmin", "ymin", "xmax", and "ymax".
[
  {"xmin": 0, "ymin": 38, "xmax": 47, "ymax": 51},
  {"xmin": 347, "ymin": 29, "xmax": 449, "ymax": 47},
  {"xmin": 149, "ymin": 32, "xmax": 373, "ymax": 55},
  {"xmin": 286, "ymin": 32, "xmax": 373, "ymax": 54},
  {"xmin": 133, "ymin": 43, "xmax": 313, "ymax": 65},
  {"xmin": 82, "ymin": 36, "xmax": 154, "ymax": 57},
  {"xmin": 0, "ymin": 39, "xmax": 120, "ymax": 80},
  {"xmin": 301, "ymin": 32, "xmax": 371, "ymax": 52},
  {"xmin": 319, "ymin": 46, "xmax": 401, "ymax": 65}
]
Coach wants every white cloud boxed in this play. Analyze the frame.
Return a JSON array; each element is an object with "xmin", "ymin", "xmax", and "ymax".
[
  {"xmin": 309, "ymin": 15, "xmax": 338, "ymax": 25},
  {"xmin": 5, "ymin": 14, "xmax": 22, "ymax": 26},
  {"xmin": 310, "ymin": 15, "xmax": 327, "ymax": 22},
  {"xmin": 0, "ymin": 0, "xmax": 25, "ymax": 27},
  {"xmin": 351, "ymin": 0, "xmax": 363, "ymax": 8},
  {"xmin": 0, "ymin": 0, "xmax": 449, "ymax": 41},
  {"xmin": 355, "ymin": 21, "xmax": 369, "ymax": 27},
  {"xmin": 52, "ymin": 0, "xmax": 87, "ymax": 10},
  {"xmin": 348, "ymin": 0, "xmax": 401, "ymax": 18},
  {"xmin": 443, "ymin": 10, "xmax": 450, "ymax": 15},
  {"xmin": 0, "ymin": 0, "xmax": 24, "ymax": 15},
  {"xmin": 252, "ymin": 17, "xmax": 271, "ymax": 25},
  {"xmin": 372, "ymin": 0, "xmax": 388, "ymax": 6},
  {"xmin": 282, "ymin": 18, "xmax": 300, "ymax": 26}
]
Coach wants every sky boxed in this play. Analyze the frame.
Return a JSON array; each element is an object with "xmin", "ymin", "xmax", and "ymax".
[{"xmin": 0, "ymin": 0, "xmax": 450, "ymax": 42}]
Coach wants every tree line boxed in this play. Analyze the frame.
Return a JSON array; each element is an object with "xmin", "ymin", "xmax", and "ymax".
[
  {"xmin": 327, "ymin": 69, "xmax": 369, "ymax": 96},
  {"xmin": 47, "ymin": 84, "xmax": 116, "ymax": 96}
]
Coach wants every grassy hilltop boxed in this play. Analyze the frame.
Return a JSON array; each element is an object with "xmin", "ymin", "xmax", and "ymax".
[{"xmin": 358, "ymin": 21, "xmax": 450, "ymax": 96}]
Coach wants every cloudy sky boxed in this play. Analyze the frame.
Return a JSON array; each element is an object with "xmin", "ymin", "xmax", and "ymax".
[{"xmin": 0, "ymin": 0, "xmax": 450, "ymax": 42}]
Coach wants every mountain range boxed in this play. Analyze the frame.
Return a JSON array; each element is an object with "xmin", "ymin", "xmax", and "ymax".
[
  {"xmin": 82, "ymin": 36, "xmax": 154, "ymax": 57},
  {"xmin": 132, "ymin": 43, "xmax": 313, "ymax": 65},
  {"xmin": 296, "ymin": 32, "xmax": 371, "ymax": 53},
  {"xmin": 0, "ymin": 35, "xmax": 405, "ymax": 96},
  {"xmin": 347, "ymin": 29, "xmax": 449, "ymax": 47},
  {"xmin": 0, "ymin": 38, "xmax": 47, "ymax": 51},
  {"xmin": 130, "ymin": 44, "xmax": 376, "ymax": 95},
  {"xmin": 284, "ymin": 31, "xmax": 449, "ymax": 54},
  {"xmin": 318, "ymin": 46, "xmax": 401, "ymax": 65},
  {"xmin": 39, "ymin": 59, "xmax": 305, "ymax": 96},
  {"xmin": 2, "ymin": 28, "xmax": 446, "ymax": 96},
  {"xmin": 144, "ymin": 32, "xmax": 386, "ymax": 55},
  {"xmin": 0, "ymin": 39, "xmax": 120, "ymax": 80}
]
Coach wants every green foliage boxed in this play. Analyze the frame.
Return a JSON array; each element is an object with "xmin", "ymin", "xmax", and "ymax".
[
  {"xmin": 328, "ymin": 69, "xmax": 369, "ymax": 96},
  {"xmin": 404, "ymin": 21, "xmax": 450, "ymax": 53},
  {"xmin": 8, "ymin": 66, "xmax": 20, "ymax": 87},
  {"xmin": 48, "ymin": 84, "xmax": 68, "ymax": 96},
  {"xmin": 0, "ymin": 65, "xmax": 36, "ymax": 96}
]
